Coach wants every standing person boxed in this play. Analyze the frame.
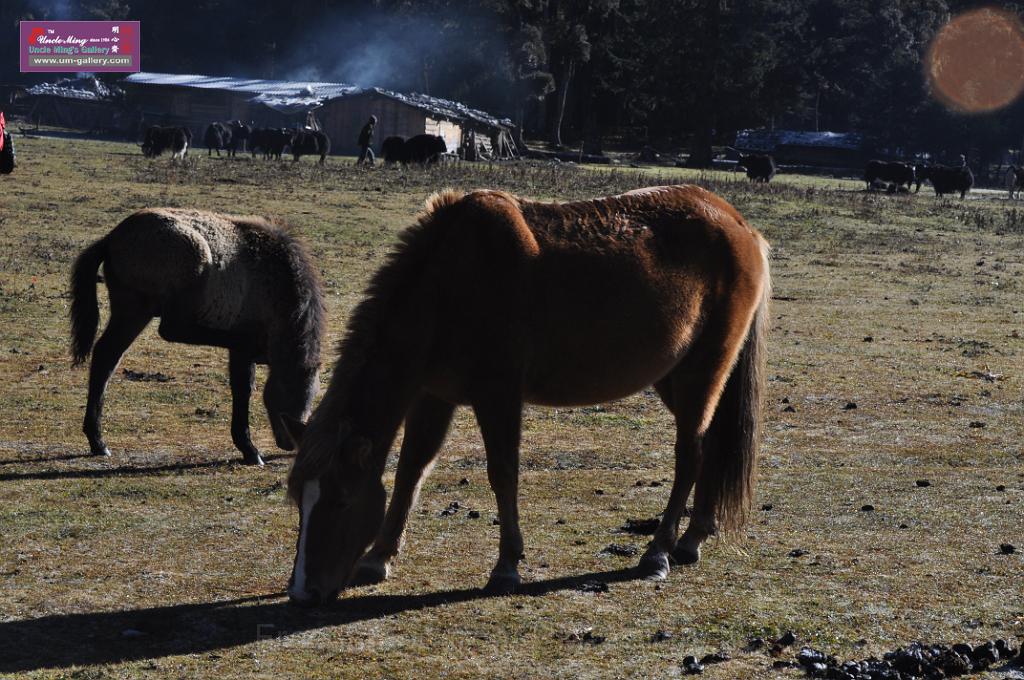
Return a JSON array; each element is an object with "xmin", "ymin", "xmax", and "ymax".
[
  {"xmin": 0, "ymin": 110, "xmax": 15, "ymax": 175},
  {"xmin": 356, "ymin": 115, "xmax": 377, "ymax": 165}
]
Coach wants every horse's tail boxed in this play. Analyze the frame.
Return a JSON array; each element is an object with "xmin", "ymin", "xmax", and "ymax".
[
  {"xmin": 70, "ymin": 237, "xmax": 107, "ymax": 366},
  {"xmin": 705, "ymin": 242, "xmax": 770, "ymax": 533}
]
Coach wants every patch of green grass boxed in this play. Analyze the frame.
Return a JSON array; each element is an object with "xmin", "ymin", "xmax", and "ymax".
[{"xmin": 0, "ymin": 134, "xmax": 1022, "ymax": 678}]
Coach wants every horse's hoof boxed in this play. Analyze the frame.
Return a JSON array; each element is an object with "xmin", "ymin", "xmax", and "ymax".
[
  {"xmin": 90, "ymin": 445, "xmax": 111, "ymax": 457},
  {"xmin": 240, "ymin": 452, "xmax": 265, "ymax": 466},
  {"xmin": 672, "ymin": 543, "xmax": 701, "ymax": 565},
  {"xmin": 350, "ymin": 560, "xmax": 388, "ymax": 587},
  {"xmin": 637, "ymin": 552, "xmax": 671, "ymax": 581},
  {"xmin": 484, "ymin": 571, "xmax": 521, "ymax": 595}
]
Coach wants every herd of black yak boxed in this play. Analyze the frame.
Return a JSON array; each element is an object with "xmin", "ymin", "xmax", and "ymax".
[{"xmin": 139, "ymin": 119, "xmax": 448, "ymax": 167}]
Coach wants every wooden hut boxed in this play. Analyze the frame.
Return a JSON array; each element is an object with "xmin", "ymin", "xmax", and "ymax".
[{"xmin": 122, "ymin": 71, "xmax": 515, "ymax": 157}]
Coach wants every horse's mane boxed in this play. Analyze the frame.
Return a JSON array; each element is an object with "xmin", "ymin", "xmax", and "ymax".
[
  {"xmin": 287, "ymin": 189, "xmax": 464, "ymax": 501},
  {"xmin": 273, "ymin": 222, "xmax": 326, "ymax": 371}
]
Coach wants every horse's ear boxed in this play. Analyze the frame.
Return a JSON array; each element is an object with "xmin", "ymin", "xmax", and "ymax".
[{"xmin": 280, "ymin": 414, "xmax": 306, "ymax": 448}]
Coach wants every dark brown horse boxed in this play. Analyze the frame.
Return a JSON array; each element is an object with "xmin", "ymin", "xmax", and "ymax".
[
  {"xmin": 70, "ymin": 208, "xmax": 325, "ymax": 465},
  {"xmin": 284, "ymin": 185, "xmax": 770, "ymax": 605}
]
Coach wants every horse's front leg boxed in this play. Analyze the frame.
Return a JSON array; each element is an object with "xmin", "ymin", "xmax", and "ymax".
[
  {"xmin": 351, "ymin": 394, "xmax": 456, "ymax": 586},
  {"xmin": 473, "ymin": 391, "xmax": 525, "ymax": 594},
  {"xmin": 228, "ymin": 349, "xmax": 263, "ymax": 466}
]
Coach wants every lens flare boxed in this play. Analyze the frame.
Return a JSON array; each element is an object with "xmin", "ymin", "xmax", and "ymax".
[{"xmin": 926, "ymin": 7, "xmax": 1024, "ymax": 113}]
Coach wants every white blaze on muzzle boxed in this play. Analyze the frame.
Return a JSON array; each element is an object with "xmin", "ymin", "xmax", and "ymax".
[{"xmin": 291, "ymin": 478, "xmax": 321, "ymax": 598}]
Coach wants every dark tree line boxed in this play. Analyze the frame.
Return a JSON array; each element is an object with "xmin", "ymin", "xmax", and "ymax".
[{"xmin": 4, "ymin": 0, "xmax": 1024, "ymax": 166}]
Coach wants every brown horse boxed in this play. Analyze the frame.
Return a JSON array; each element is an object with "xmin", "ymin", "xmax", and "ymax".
[
  {"xmin": 284, "ymin": 185, "xmax": 770, "ymax": 605},
  {"xmin": 70, "ymin": 208, "xmax": 325, "ymax": 465}
]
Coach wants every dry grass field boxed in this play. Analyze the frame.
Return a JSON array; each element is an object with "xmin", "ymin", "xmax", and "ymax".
[{"xmin": 0, "ymin": 134, "xmax": 1022, "ymax": 679}]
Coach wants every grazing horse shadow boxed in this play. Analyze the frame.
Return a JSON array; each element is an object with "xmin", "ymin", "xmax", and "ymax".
[
  {"xmin": 0, "ymin": 453, "xmax": 294, "ymax": 482},
  {"xmin": 0, "ymin": 568, "xmax": 640, "ymax": 673}
]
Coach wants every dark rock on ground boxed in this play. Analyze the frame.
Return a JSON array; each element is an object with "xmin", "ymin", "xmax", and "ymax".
[{"xmin": 620, "ymin": 517, "xmax": 660, "ymax": 535}]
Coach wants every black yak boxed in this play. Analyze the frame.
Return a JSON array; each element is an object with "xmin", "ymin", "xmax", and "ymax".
[
  {"xmin": 864, "ymin": 160, "xmax": 915, "ymax": 192},
  {"xmin": 381, "ymin": 135, "xmax": 407, "ymax": 163},
  {"xmin": 1007, "ymin": 165, "xmax": 1024, "ymax": 199},
  {"xmin": 290, "ymin": 129, "xmax": 330, "ymax": 164},
  {"xmin": 737, "ymin": 153, "xmax": 776, "ymax": 183},
  {"xmin": 227, "ymin": 120, "xmax": 250, "ymax": 157},
  {"xmin": 382, "ymin": 134, "xmax": 447, "ymax": 165},
  {"xmin": 142, "ymin": 125, "xmax": 191, "ymax": 159},
  {"xmin": 918, "ymin": 163, "xmax": 973, "ymax": 198},
  {"xmin": 204, "ymin": 122, "xmax": 231, "ymax": 157},
  {"xmin": 405, "ymin": 134, "xmax": 447, "ymax": 164},
  {"xmin": 250, "ymin": 128, "xmax": 291, "ymax": 160}
]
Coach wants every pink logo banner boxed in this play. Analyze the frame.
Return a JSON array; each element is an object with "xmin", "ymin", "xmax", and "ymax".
[{"xmin": 20, "ymin": 21, "xmax": 140, "ymax": 73}]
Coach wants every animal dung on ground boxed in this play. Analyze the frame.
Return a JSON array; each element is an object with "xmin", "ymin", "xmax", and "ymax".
[
  {"xmin": 995, "ymin": 484, "xmax": 1006, "ymax": 491},
  {"xmin": 761, "ymin": 503, "xmax": 774, "ymax": 511},
  {"xmin": 788, "ymin": 548, "xmax": 808, "ymax": 558},
  {"xmin": 915, "ymin": 479, "xmax": 931, "ymax": 487},
  {"xmin": 860, "ymin": 504, "xmax": 875, "ymax": 512},
  {"xmin": 600, "ymin": 543, "xmax": 638, "ymax": 557},
  {"xmin": 458, "ymin": 477, "xmax": 469, "ymax": 486},
  {"xmin": 782, "ymin": 405, "xmax": 797, "ymax": 413},
  {"xmin": 122, "ymin": 368, "xmax": 174, "ymax": 382},
  {"xmin": 791, "ymin": 638, "xmax": 1020, "ymax": 678},
  {"xmin": 700, "ymin": 652, "xmax": 730, "ymax": 665},
  {"xmin": 776, "ymin": 631, "xmax": 797, "ymax": 647},
  {"xmin": 969, "ymin": 420, "xmax": 986, "ymax": 428},
  {"xmin": 439, "ymin": 501, "xmax": 460, "ymax": 517},
  {"xmin": 579, "ymin": 579, "xmax": 609, "ymax": 593},
  {"xmin": 559, "ymin": 627, "xmax": 605, "ymax": 645},
  {"xmin": 620, "ymin": 517, "xmax": 660, "ymax": 535},
  {"xmin": 843, "ymin": 401, "xmax": 858, "ymax": 410},
  {"xmin": 467, "ymin": 510, "xmax": 480, "ymax": 519},
  {"xmin": 650, "ymin": 629, "xmax": 673, "ymax": 642},
  {"xmin": 681, "ymin": 656, "xmax": 704, "ymax": 674},
  {"xmin": 998, "ymin": 543, "xmax": 1015, "ymax": 554}
]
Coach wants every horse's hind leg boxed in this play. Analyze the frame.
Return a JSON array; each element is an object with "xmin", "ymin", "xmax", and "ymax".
[
  {"xmin": 639, "ymin": 310, "xmax": 752, "ymax": 577},
  {"xmin": 228, "ymin": 350, "xmax": 263, "ymax": 466},
  {"xmin": 637, "ymin": 371, "xmax": 706, "ymax": 580},
  {"xmin": 351, "ymin": 394, "xmax": 455, "ymax": 586},
  {"xmin": 83, "ymin": 304, "xmax": 152, "ymax": 456}
]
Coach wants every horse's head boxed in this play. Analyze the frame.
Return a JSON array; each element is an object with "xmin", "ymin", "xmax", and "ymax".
[
  {"xmin": 285, "ymin": 419, "xmax": 386, "ymax": 606},
  {"xmin": 264, "ymin": 364, "xmax": 319, "ymax": 451}
]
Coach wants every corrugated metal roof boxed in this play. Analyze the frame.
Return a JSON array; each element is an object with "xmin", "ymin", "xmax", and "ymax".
[
  {"xmin": 124, "ymin": 72, "xmax": 358, "ymax": 100},
  {"xmin": 736, "ymin": 129, "xmax": 864, "ymax": 152},
  {"xmin": 123, "ymin": 71, "xmax": 511, "ymax": 129}
]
